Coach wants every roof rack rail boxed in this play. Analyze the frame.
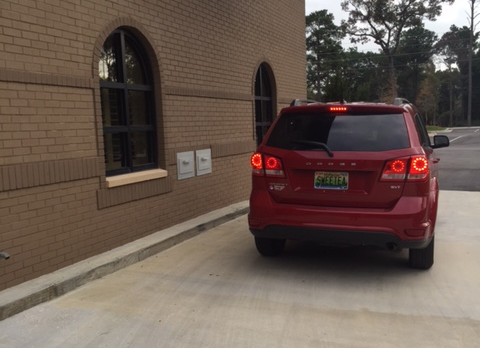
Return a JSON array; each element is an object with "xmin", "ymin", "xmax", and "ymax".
[
  {"xmin": 326, "ymin": 100, "xmax": 348, "ymax": 104},
  {"xmin": 393, "ymin": 97, "xmax": 411, "ymax": 106},
  {"xmin": 289, "ymin": 99, "xmax": 321, "ymax": 106}
]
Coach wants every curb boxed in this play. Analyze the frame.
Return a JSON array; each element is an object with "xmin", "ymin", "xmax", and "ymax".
[
  {"xmin": 0, "ymin": 201, "xmax": 249, "ymax": 321},
  {"xmin": 428, "ymin": 128, "xmax": 453, "ymax": 136}
]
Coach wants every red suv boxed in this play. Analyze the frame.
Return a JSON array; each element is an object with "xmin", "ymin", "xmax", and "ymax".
[{"xmin": 248, "ymin": 100, "xmax": 450, "ymax": 269}]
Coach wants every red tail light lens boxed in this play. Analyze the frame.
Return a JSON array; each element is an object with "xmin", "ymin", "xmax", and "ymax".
[
  {"xmin": 380, "ymin": 156, "xmax": 429, "ymax": 182},
  {"xmin": 250, "ymin": 153, "xmax": 285, "ymax": 177},
  {"xmin": 408, "ymin": 156, "xmax": 429, "ymax": 181},
  {"xmin": 381, "ymin": 158, "xmax": 408, "ymax": 181},
  {"xmin": 264, "ymin": 155, "xmax": 284, "ymax": 177},
  {"xmin": 251, "ymin": 153, "xmax": 263, "ymax": 174}
]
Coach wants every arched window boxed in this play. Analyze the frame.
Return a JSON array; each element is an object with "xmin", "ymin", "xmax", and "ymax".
[
  {"xmin": 254, "ymin": 64, "xmax": 274, "ymax": 146},
  {"xmin": 99, "ymin": 29, "xmax": 156, "ymax": 176}
]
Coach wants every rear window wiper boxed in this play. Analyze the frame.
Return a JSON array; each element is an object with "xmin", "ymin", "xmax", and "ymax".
[{"xmin": 290, "ymin": 140, "xmax": 334, "ymax": 157}]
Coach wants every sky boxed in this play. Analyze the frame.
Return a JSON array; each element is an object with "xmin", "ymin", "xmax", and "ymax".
[{"xmin": 305, "ymin": 1, "xmax": 472, "ymax": 52}]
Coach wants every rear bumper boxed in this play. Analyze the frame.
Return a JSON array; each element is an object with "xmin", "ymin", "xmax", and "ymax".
[
  {"xmin": 249, "ymin": 226, "xmax": 432, "ymax": 249},
  {"xmin": 248, "ymin": 191, "xmax": 436, "ymax": 250}
]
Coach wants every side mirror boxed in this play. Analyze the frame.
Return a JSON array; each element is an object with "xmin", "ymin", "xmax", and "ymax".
[{"xmin": 432, "ymin": 135, "xmax": 450, "ymax": 149}]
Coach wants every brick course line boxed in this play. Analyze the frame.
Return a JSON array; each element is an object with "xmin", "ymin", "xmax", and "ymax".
[
  {"xmin": 0, "ymin": 157, "xmax": 101, "ymax": 193},
  {"xmin": 0, "ymin": 68, "xmax": 94, "ymax": 89}
]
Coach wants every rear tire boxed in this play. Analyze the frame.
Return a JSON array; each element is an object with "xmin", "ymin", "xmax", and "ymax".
[
  {"xmin": 254, "ymin": 237, "xmax": 286, "ymax": 257},
  {"xmin": 409, "ymin": 236, "xmax": 434, "ymax": 269}
]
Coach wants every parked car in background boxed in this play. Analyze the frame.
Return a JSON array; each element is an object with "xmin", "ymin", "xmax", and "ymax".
[{"xmin": 248, "ymin": 99, "xmax": 450, "ymax": 269}]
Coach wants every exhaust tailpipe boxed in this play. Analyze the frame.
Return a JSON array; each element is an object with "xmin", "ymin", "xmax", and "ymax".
[{"xmin": 386, "ymin": 243, "xmax": 398, "ymax": 251}]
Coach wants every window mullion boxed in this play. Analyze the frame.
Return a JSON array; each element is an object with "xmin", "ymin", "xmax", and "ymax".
[
  {"xmin": 118, "ymin": 32, "xmax": 127, "ymax": 84},
  {"xmin": 119, "ymin": 32, "xmax": 135, "ymax": 172},
  {"xmin": 258, "ymin": 65, "xmax": 263, "ymax": 96},
  {"xmin": 123, "ymin": 88, "xmax": 133, "ymax": 171}
]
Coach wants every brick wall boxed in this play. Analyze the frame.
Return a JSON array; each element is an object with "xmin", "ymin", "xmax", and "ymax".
[{"xmin": 0, "ymin": 0, "xmax": 306, "ymax": 290}]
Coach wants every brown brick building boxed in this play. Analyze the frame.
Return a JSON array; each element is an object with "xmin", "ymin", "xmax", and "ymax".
[{"xmin": 0, "ymin": 0, "xmax": 306, "ymax": 290}]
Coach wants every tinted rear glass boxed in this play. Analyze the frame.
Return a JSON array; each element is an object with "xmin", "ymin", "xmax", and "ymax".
[{"xmin": 266, "ymin": 113, "xmax": 410, "ymax": 152}]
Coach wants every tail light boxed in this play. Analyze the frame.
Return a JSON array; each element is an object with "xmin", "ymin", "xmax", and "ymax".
[
  {"xmin": 250, "ymin": 153, "xmax": 285, "ymax": 178},
  {"xmin": 380, "ymin": 156, "xmax": 429, "ymax": 182},
  {"xmin": 251, "ymin": 153, "xmax": 263, "ymax": 175},
  {"xmin": 408, "ymin": 156, "xmax": 429, "ymax": 181},
  {"xmin": 329, "ymin": 106, "xmax": 348, "ymax": 113},
  {"xmin": 381, "ymin": 158, "xmax": 408, "ymax": 181}
]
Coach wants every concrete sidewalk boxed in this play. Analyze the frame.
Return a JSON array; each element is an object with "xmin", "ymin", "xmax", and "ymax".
[{"xmin": 0, "ymin": 201, "xmax": 249, "ymax": 321}]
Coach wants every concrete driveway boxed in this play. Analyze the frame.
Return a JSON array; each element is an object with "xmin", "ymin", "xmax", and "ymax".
[{"xmin": 0, "ymin": 190, "xmax": 479, "ymax": 347}]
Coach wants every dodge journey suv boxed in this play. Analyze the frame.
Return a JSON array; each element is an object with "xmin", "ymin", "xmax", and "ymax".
[{"xmin": 248, "ymin": 99, "xmax": 450, "ymax": 269}]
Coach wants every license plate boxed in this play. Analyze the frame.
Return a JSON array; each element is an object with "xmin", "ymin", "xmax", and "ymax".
[{"xmin": 314, "ymin": 171, "xmax": 348, "ymax": 190}]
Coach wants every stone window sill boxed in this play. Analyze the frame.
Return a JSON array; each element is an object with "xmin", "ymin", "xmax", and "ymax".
[{"xmin": 106, "ymin": 169, "xmax": 168, "ymax": 188}]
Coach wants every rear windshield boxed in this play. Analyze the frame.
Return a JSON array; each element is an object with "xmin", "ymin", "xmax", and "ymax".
[{"xmin": 266, "ymin": 113, "xmax": 410, "ymax": 152}]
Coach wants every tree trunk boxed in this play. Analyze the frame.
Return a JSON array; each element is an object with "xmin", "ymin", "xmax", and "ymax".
[
  {"xmin": 467, "ymin": 0, "xmax": 475, "ymax": 127},
  {"xmin": 449, "ymin": 66, "xmax": 453, "ymax": 127},
  {"xmin": 388, "ymin": 56, "xmax": 398, "ymax": 102}
]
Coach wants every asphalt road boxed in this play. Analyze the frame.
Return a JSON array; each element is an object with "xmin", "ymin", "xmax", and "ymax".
[
  {"xmin": 434, "ymin": 127, "xmax": 480, "ymax": 191},
  {"xmin": 0, "ymin": 189, "xmax": 479, "ymax": 348}
]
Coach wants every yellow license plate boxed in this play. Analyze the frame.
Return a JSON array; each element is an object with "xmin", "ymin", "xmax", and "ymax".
[{"xmin": 314, "ymin": 172, "xmax": 348, "ymax": 190}]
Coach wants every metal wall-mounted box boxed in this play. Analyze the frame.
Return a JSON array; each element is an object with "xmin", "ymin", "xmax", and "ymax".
[
  {"xmin": 177, "ymin": 151, "xmax": 195, "ymax": 180},
  {"xmin": 196, "ymin": 149, "xmax": 212, "ymax": 176}
]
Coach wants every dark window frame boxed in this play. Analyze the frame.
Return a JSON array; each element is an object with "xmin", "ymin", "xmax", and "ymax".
[{"xmin": 100, "ymin": 29, "xmax": 157, "ymax": 176}]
